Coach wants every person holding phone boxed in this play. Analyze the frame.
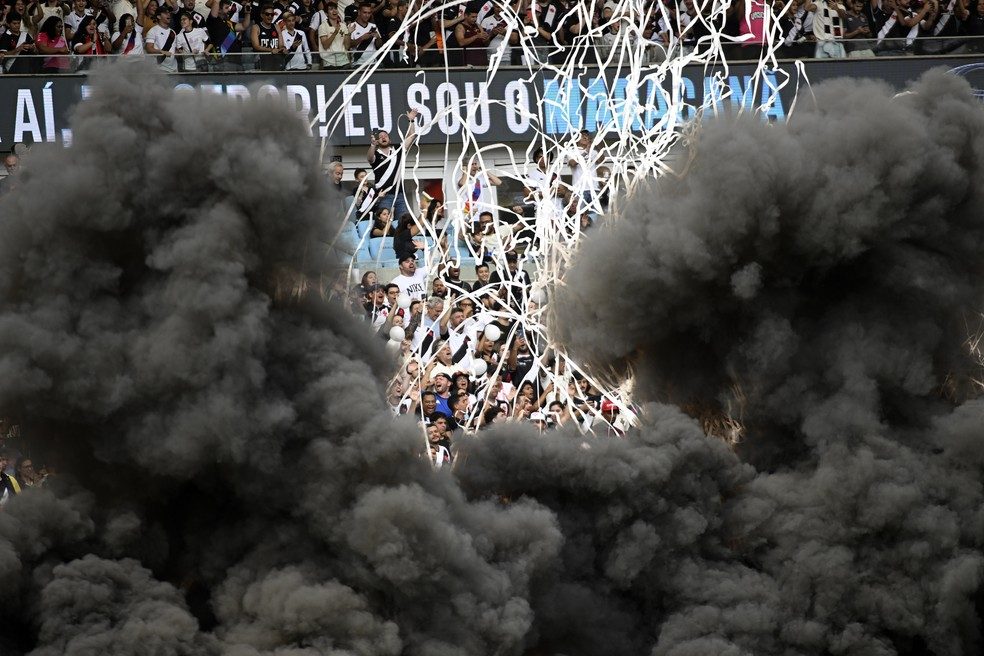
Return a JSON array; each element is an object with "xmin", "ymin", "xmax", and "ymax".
[
  {"xmin": 111, "ymin": 0, "xmax": 146, "ymax": 55},
  {"xmin": 361, "ymin": 107, "xmax": 419, "ymax": 223}
]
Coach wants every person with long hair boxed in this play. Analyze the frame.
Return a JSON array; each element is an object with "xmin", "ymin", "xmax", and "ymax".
[
  {"xmin": 451, "ymin": 374, "xmax": 476, "ymax": 420},
  {"xmin": 34, "ymin": 15, "xmax": 69, "ymax": 72},
  {"xmin": 70, "ymin": 14, "xmax": 111, "ymax": 67},
  {"xmin": 141, "ymin": 0, "xmax": 158, "ymax": 33},
  {"xmin": 393, "ymin": 210, "xmax": 425, "ymax": 261},
  {"xmin": 64, "ymin": 0, "xmax": 112, "ymax": 41},
  {"xmin": 4, "ymin": 0, "xmax": 35, "ymax": 36},
  {"xmin": 369, "ymin": 206, "xmax": 393, "ymax": 238},
  {"xmin": 353, "ymin": 270, "xmax": 377, "ymax": 298},
  {"xmin": 111, "ymin": 0, "xmax": 145, "ymax": 54}
]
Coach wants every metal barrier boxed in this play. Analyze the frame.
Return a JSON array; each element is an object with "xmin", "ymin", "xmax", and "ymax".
[{"xmin": 1, "ymin": 36, "xmax": 983, "ymax": 75}]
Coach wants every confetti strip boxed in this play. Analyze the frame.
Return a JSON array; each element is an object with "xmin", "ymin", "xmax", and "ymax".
[{"xmin": 320, "ymin": 0, "xmax": 804, "ymax": 439}]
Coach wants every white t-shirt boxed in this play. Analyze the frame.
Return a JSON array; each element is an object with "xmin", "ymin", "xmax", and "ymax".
[
  {"xmin": 281, "ymin": 27, "xmax": 310, "ymax": 69},
  {"xmin": 38, "ymin": 4, "xmax": 64, "ymax": 24},
  {"xmin": 308, "ymin": 7, "xmax": 326, "ymax": 31},
  {"xmin": 65, "ymin": 9, "xmax": 111, "ymax": 37},
  {"xmin": 445, "ymin": 324, "xmax": 468, "ymax": 358},
  {"xmin": 348, "ymin": 19, "xmax": 377, "ymax": 64},
  {"xmin": 391, "ymin": 269, "xmax": 428, "ymax": 300},
  {"xmin": 480, "ymin": 12, "xmax": 509, "ymax": 58},
  {"xmin": 177, "ymin": 26, "xmax": 209, "ymax": 52},
  {"xmin": 458, "ymin": 171, "xmax": 498, "ymax": 224},
  {"xmin": 571, "ymin": 147, "xmax": 600, "ymax": 196},
  {"xmin": 317, "ymin": 19, "xmax": 348, "ymax": 66},
  {"xmin": 176, "ymin": 26, "xmax": 209, "ymax": 69},
  {"xmin": 112, "ymin": 23, "xmax": 144, "ymax": 54},
  {"xmin": 526, "ymin": 165, "xmax": 566, "ymax": 218},
  {"xmin": 369, "ymin": 304, "xmax": 388, "ymax": 330},
  {"xmin": 146, "ymin": 23, "xmax": 177, "ymax": 70},
  {"xmin": 111, "ymin": 0, "xmax": 137, "ymax": 21},
  {"xmin": 475, "ymin": 0, "xmax": 495, "ymax": 24}
]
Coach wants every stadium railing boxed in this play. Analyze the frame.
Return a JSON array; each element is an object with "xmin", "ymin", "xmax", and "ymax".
[{"xmin": 1, "ymin": 36, "xmax": 982, "ymax": 75}]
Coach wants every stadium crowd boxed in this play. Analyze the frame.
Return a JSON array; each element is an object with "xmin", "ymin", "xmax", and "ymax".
[
  {"xmin": 1, "ymin": 0, "xmax": 982, "ymax": 73},
  {"xmin": 0, "ymin": 107, "xmax": 622, "ymax": 471},
  {"xmin": 0, "ymin": 419, "xmax": 49, "ymax": 506},
  {"xmin": 0, "ymin": 0, "xmax": 978, "ymax": 471},
  {"xmin": 324, "ymin": 106, "xmax": 627, "ymax": 469}
]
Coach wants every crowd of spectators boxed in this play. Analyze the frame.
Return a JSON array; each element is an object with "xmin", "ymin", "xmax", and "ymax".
[
  {"xmin": 2, "ymin": 0, "xmax": 982, "ymax": 72},
  {"xmin": 326, "ymin": 106, "xmax": 628, "ymax": 469},
  {"xmin": 0, "ymin": 419, "xmax": 50, "ymax": 505},
  {"xmin": 356, "ymin": 250, "xmax": 626, "ymax": 468}
]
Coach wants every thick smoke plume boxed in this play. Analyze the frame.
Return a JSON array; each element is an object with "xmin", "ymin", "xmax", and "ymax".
[
  {"xmin": 0, "ymin": 62, "xmax": 557, "ymax": 656},
  {"xmin": 547, "ymin": 70, "xmax": 984, "ymax": 654},
  {"xmin": 0, "ymin": 61, "xmax": 983, "ymax": 656}
]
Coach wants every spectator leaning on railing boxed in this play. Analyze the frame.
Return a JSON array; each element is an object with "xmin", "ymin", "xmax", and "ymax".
[
  {"xmin": 34, "ymin": 15, "xmax": 70, "ymax": 72},
  {"xmin": 70, "ymin": 14, "xmax": 111, "ymax": 67},
  {"xmin": 280, "ymin": 10, "xmax": 312, "ymax": 68},
  {"xmin": 145, "ymin": 3, "xmax": 177, "ymax": 70},
  {"xmin": 250, "ymin": 3, "xmax": 284, "ymax": 69},
  {"xmin": 404, "ymin": 5, "xmax": 435, "ymax": 66},
  {"xmin": 0, "ymin": 11, "xmax": 36, "ymax": 72},
  {"xmin": 175, "ymin": 8, "xmax": 213, "ymax": 70},
  {"xmin": 205, "ymin": 0, "xmax": 248, "ymax": 69},
  {"xmin": 316, "ymin": 0, "xmax": 349, "ymax": 68},
  {"xmin": 446, "ymin": 5, "xmax": 488, "ymax": 66},
  {"xmin": 348, "ymin": 0, "xmax": 380, "ymax": 64}
]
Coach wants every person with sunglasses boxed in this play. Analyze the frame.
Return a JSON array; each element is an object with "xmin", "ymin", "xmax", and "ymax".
[{"xmin": 249, "ymin": 1, "xmax": 283, "ymax": 69}]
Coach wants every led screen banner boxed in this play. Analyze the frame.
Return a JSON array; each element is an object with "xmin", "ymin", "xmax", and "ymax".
[{"xmin": 0, "ymin": 57, "xmax": 981, "ymax": 149}]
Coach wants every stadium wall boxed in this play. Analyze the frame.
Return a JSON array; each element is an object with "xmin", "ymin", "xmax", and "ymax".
[{"xmin": 1, "ymin": 57, "xmax": 982, "ymax": 151}]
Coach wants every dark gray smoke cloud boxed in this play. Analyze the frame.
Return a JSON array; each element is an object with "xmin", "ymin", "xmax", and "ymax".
[
  {"xmin": 0, "ymin": 61, "xmax": 558, "ymax": 656},
  {"xmin": 1, "ymin": 61, "xmax": 984, "ymax": 656},
  {"xmin": 545, "ymin": 69, "xmax": 984, "ymax": 654}
]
